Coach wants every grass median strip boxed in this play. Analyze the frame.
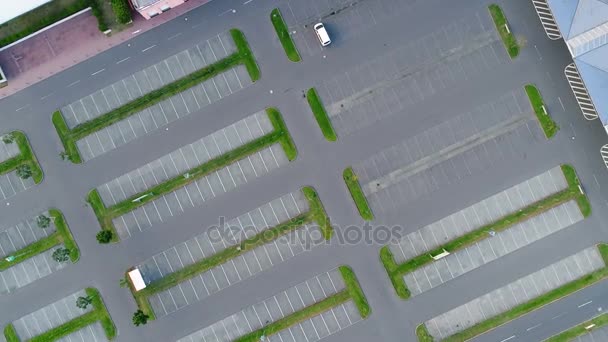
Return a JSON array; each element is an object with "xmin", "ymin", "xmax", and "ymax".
[
  {"xmin": 127, "ymin": 186, "xmax": 331, "ymax": 318},
  {"xmin": 306, "ymin": 88, "xmax": 336, "ymax": 141},
  {"xmin": 429, "ymin": 244, "xmax": 608, "ymax": 342},
  {"xmin": 54, "ymin": 28, "xmax": 260, "ymax": 163},
  {"xmin": 3, "ymin": 288, "xmax": 115, "ymax": 342},
  {"xmin": 488, "ymin": 4, "xmax": 519, "ymax": 59},
  {"xmin": 0, "ymin": 131, "xmax": 43, "ymax": 183},
  {"xmin": 343, "ymin": 167, "xmax": 374, "ymax": 221},
  {"xmin": 525, "ymin": 84, "xmax": 559, "ymax": 139},
  {"xmin": 271, "ymin": 8, "xmax": 301, "ymax": 62},
  {"xmin": 546, "ymin": 313, "xmax": 608, "ymax": 341},
  {"xmin": 339, "ymin": 266, "xmax": 371, "ymax": 318},
  {"xmin": 382, "ymin": 164, "xmax": 591, "ymax": 299},
  {"xmin": 89, "ymin": 108, "xmax": 296, "ymax": 242},
  {"xmin": 0, "ymin": 209, "xmax": 79, "ymax": 271}
]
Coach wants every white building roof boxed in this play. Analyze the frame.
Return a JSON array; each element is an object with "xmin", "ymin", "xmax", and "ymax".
[{"xmin": 0, "ymin": 0, "xmax": 53, "ymax": 25}]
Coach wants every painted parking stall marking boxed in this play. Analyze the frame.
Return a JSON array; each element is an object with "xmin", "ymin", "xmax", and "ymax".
[
  {"xmin": 423, "ymin": 247, "xmax": 605, "ymax": 340},
  {"xmin": 564, "ymin": 63, "xmax": 598, "ymax": 121},
  {"xmin": 531, "ymin": 0, "xmax": 562, "ymax": 40},
  {"xmin": 176, "ymin": 269, "xmax": 362, "ymax": 342},
  {"xmin": 0, "ymin": 135, "xmax": 20, "ymax": 162},
  {"xmin": 388, "ymin": 166, "xmax": 568, "ymax": 264},
  {"xmin": 352, "ymin": 89, "xmax": 542, "ymax": 214},
  {"xmin": 137, "ymin": 190, "xmax": 326, "ymax": 318}
]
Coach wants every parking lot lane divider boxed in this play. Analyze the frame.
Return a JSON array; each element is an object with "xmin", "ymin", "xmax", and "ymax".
[
  {"xmin": 53, "ymin": 29, "xmax": 260, "ymax": 164},
  {"xmin": 3, "ymin": 324, "xmax": 18, "ymax": 342},
  {"xmin": 0, "ymin": 131, "xmax": 43, "ymax": 183},
  {"xmin": 306, "ymin": 88, "xmax": 337, "ymax": 142},
  {"xmin": 270, "ymin": 8, "xmax": 302, "ymax": 63},
  {"xmin": 524, "ymin": 84, "xmax": 559, "ymax": 139},
  {"xmin": 343, "ymin": 167, "xmax": 374, "ymax": 221},
  {"xmin": 89, "ymin": 108, "xmax": 297, "ymax": 243},
  {"xmin": 383, "ymin": 164, "xmax": 592, "ymax": 300},
  {"xmin": 303, "ymin": 186, "xmax": 333, "ymax": 240},
  {"xmin": 488, "ymin": 4, "xmax": 520, "ymax": 59},
  {"xmin": 339, "ymin": 266, "xmax": 371, "ymax": 318}
]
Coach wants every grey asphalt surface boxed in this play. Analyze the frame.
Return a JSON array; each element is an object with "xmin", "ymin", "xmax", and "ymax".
[{"xmin": 2, "ymin": 0, "xmax": 608, "ymax": 341}]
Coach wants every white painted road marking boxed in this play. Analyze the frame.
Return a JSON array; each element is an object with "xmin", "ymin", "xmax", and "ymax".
[
  {"xmin": 526, "ymin": 323, "xmax": 542, "ymax": 331},
  {"xmin": 168, "ymin": 33, "xmax": 182, "ymax": 40},
  {"xmin": 67, "ymin": 80, "xmax": 80, "ymax": 87},
  {"xmin": 132, "ymin": 29, "xmax": 141, "ymax": 35},
  {"xmin": 91, "ymin": 68, "xmax": 105, "ymax": 76},
  {"xmin": 116, "ymin": 57, "xmax": 130, "ymax": 64},
  {"xmin": 142, "ymin": 45, "xmax": 156, "ymax": 52},
  {"xmin": 500, "ymin": 335, "xmax": 516, "ymax": 342},
  {"xmin": 243, "ymin": 0, "xmax": 254, "ymax": 4},
  {"xmin": 551, "ymin": 312, "xmax": 567, "ymax": 320},
  {"xmin": 15, "ymin": 104, "xmax": 30, "ymax": 112},
  {"xmin": 579, "ymin": 300, "xmax": 593, "ymax": 308}
]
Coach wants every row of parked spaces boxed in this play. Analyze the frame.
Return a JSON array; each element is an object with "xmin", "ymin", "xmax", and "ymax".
[
  {"xmin": 353, "ymin": 89, "xmax": 540, "ymax": 214},
  {"xmin": 141, "ymin": 194, "xmax": 326, "ymax": 318},
  {"xmin": 576, "ymin": 321, "xmax": 608, "ymax": 341},
  {"xmin": 0, "ymin": 137, "xmax": 20, "ymax": 163},
  {"xmin": 97, "ymin": 110, "xmax": 273, "ymax": 207},
  {"xmin": 177, "ymin": 268, "xmax": 361, "ymax": 342},
  {"xmin": 0, "ymin": 246, "xmax": 69, "ymax": 295},
  {"xmin": 55, "ymin": 322, "xmax": 108, "ymax": 342},
  {"xmin": 11, "ymin": 289, "xmax": 93, "ymax": 340},
  {"xmin": 424, "ymin": 246, "xmax": 605, "ymax": 340},
  {"xmin": 406, "ymin": 200, "xmax": 583, "ymax": 296},
  {"xmin": 76, "ymin": 64, "xmax": 251, "ymax": 162},
  {"xmin": 0, "ymin": 212, "xmax": 56, "ymax": 258},
  {"xmin": 61, "ymin": 31, "xmax": 236, "ymax": 129},
  {"xmin": 388, "ymin": 166, "xmax": 568, "ymax": 264},
  {"xmin": 315, "ymin": 10, "xmax": 505, "ymax": 137},
  {"xmin": 0, "ymin": 170, "xmax": 36, "ymax": 201}
]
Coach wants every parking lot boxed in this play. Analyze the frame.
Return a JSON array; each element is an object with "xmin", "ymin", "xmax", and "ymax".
[
  {"xmin": 0, "ymin": 212, "xmax": 56, "ymax": 258},
  {"xmin": 0, "ymin": 246, "xmax": 70, "ymax": 294},
  {"xmin": 424, "ymin": 247, "xmax": 605, "ymax": 340},
  {"xmin": 575, "ymin": 322, "xmax": 608, "ymax": 342},
  {"xmin": 0, "ymin": 170, "xmax": 36, "ymax": 201},
  {"xmin": 312, "ymin": 10, "xmax": 505, "ymax": 137},
  {"xmin": 55, "ymin": 322, "xmax": 108, "ymax": 342},
  {"xmin": 405, "ymin": 200, "xmax": 583, "ymax": 296},
  {"xmin": 388, "ymin": 166, "xmax": 569, "ymax": 264},
  {"xmin": 11, "ymin": 289, "xmax": 100, "ymax": 340},
  {"xmin": 0, "ymin": 137, "xmax": 20, "ymax": 163},
  {"xmin": 136, "ymin": 190, "xmax": 327, "ymax": 318},
  {"xmin": 352, "ymin": 88, "xmax": 542, "ymax": 214},
  {"xmin": 177, "ymin": 269, "xmax": 362, "ymax": 342}
]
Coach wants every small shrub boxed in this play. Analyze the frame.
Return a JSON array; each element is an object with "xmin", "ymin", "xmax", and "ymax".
[
  {"xmin": 36, "ymin": 215, "xmax": 51, "ymax": 228},
  {"xmin": 132, "ymin": 310, "xmax": 149, "ymax": 326},
  {"xmin": 87, "ymin": 0, "xmax": 108, "ymax": 32},
  {"xmin": 76, "ymin": 295, "xmax": 93, "ymax": 309},
  {"xmin": 2, "ymin": 133, "xmax": 14, "ymax": 144},
  {"xmin": 52, "ymin": 247, "xmax": 71, "ymax": 263},
  {"xmin": 16, "ymin": 164, "xmax": 32, "ymax": 179},
  {"xmin": 111, "ymin": 0, "xmax": 132, "ymax": 24},
  {"xmin": 96, "ymin": 230, "xmax": 113, "ymax": 244}
]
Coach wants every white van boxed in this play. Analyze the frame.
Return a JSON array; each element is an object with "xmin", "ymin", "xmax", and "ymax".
[{"xmin": 314, "ymin": 23, "xmax": 331, "ymax": 47}]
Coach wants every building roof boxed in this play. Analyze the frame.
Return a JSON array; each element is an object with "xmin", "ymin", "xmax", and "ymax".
[
  {"xmin": 548, "ymin": 0, "xmax": 608, "ymax": 125},
  {"xmin": 0, "ymin": 0, "xmax": 53, "ymax": 25}
]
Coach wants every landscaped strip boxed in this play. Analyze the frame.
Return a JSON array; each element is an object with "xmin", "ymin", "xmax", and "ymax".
[
  {"xmin": 545, "ymin": 313, "xmax": 608, "ymax": 341},
  {"xmin": 0, "ymin": 131, "xmax": 43, "ymax": 183},
  {"xmin": 127, "ymin": 186, "xmax": 332, "ymax": 319},
  {"xmin": 271, "ymin": 8, "xmax": 301, "ymax": 62},
  {"xmin": 88, "ymin": 108, "xmax": 296, "ymax": 242},
  {"xmin": 382, "ymin": 164, "xmax": 591, "ymax": 299},
  {"xmin": 306, "ymin": 88, "xmax": 336, "ymax": 141},
  {"xmin": 3, "ymin": 288, "xmax": 115, "ymax": 342},
  {"xmin": 235, "ymin": 266, "xmax": 369, "ymax": 342},
  {"xmin": 0, "ymin": 209, "xmax": 79, "ymax": 271},
  {"xmin": 488, "ymin": 4, "xmax": 519, "ymax": 58},
  {"xmin": 424, "ymin": 244, "xmax": 608, "ymax": 342},
  {"xmin": 343, "ymin": 167, "xmax": 374, "ymax": 220},
  {"xmin": 525, "ymin": 84, "xmax": 559, "ymax": 139},
  {"xmin": 54, "ymin": 28, "xmax": 260, "ymax": 163}
]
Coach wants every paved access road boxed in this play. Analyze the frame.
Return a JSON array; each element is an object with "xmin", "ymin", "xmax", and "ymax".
[{"xmin": 2, "ymin": 0, "xmax": 608, "ymax": 341}]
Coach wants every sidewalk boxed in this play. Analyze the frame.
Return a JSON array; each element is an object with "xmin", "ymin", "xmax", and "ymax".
[{"xmin": 0, "ymin": 0, "xmax": 212, "ymax": 99}]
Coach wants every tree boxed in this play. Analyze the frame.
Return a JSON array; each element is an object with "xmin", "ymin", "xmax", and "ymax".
[
  {"xmin": 36, "ymin": 215, "xmax": 51, "ymax": 228},
  {"xmin": 132, "ymin": 310, "xmax": 149, "ymax": 326},
  {"xmin": 96, "ymin": 230, "xmax": 113, "ymax": 244},
  {"xmin": 111, "ymin": 0, "xmax": 132, "ymax": 24},
  {"xmin": 16, "ymin": 164, "xmax": 32, "ymax": 179},
  {"xmin": 76, "ymin": 296, "xmax": 93, "ymax": 309},
  {"xmin": 52, "ymin": 247, "xmax": 71, "ymax": 263},
  {"xmin": 2, "ymin": 133, "xmax": 14, "ymax": 144}
]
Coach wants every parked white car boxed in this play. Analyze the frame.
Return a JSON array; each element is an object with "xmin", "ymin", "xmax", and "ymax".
[{"xmin": 314, "ymin": 23, "xmax": 331, "ymax": 46}]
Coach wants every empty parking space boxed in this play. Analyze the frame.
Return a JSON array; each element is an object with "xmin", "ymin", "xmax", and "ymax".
[
  {"xmin": 61, "ymin": 31, "xmax": 236, "ymax": 129},
  {"xmin": 388, "ymin": 166, "xmax": 568, "ymax": 264},
  {"xmin": 177, "ymin": 269, "xmax": 362, "ymax": 342},
  {"xmin": 405, "ymin": 200, "xmax": 583, "ymax": 296},
  {"xmin": 55, "ymin": 322, "xmax": 108, "ymax": 342},
  {"xmin": 0, "ymin": 212, "xmax": 56, "ymax": 258},
  {"xmin": 0, "ymin": 170, "xmax": 36, "ymax": 200},
  {"xmin": 424, "ymin": 246, "xmax": 605, "ymax": 340},
  {"xmin": 97, "ymin": 111, "xmax": 272, "ymax": 207},
  {"xmin": 0, "ymin": 137, "xmax": 20, "ymax": 163},
  {"xmin": 12, "ymin": 289, "xmax": 93, "ymax": 340},
  {"xmin": 0, "ymin": 246, "xmax": 70, "ymax": 294},
  {"xmin": 313, "ymin": 11, "xmax": 505, "ymax": 137},
  {"xmin": 76, "ymin": 65, "xmax": 251, "ymax": 161},
  {"xmin": 352, "ymin": 89, "xmax": 541, "ymax": 213}
]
